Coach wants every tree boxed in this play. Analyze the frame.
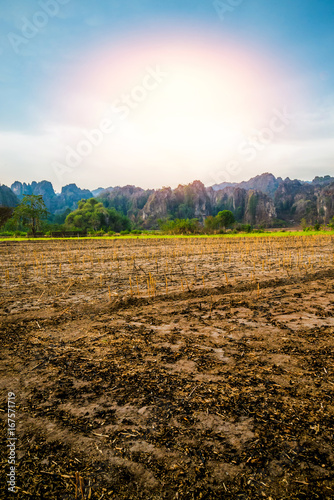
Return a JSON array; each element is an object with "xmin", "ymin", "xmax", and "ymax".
[
  {"xmin": 0, "ymin": 207, "xmax": 14, "ymax": 228},
  {"xmin": 204, "ymin": 215, "xmax": 218, "ymax": 233},
  {"xmin": 65, "ymin": 198, "xmax": 131, "ymax": 232},
  {"xmin": 216, "ymin": 210, "xmax": 235, "ymax": 230},
  {"xmin": 11, "ymin": 195, "xmax": 48, "ymax": 236}
]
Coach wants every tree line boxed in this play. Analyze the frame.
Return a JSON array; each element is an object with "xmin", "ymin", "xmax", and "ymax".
[{"xmin": 1, "ymin": 195, "xmax": 333, "ymax": 236}]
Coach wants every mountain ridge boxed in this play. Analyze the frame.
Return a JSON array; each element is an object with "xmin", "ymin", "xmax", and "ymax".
[{"xmin": 1, "ymin": 172, "xmax": 333, "ymax": 227}]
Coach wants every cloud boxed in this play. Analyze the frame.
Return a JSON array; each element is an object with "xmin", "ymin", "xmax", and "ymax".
[{"xmin": 0, "ymin": 130, "xmax": 62, "ymax": 186}]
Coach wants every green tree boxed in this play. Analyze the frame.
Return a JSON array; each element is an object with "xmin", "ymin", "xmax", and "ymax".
[
  {"xmin": 0, "ymin": 207, "xmax": 14, "ymax": 228},
  {"xmin": 11, "ymin": 195, "xmax": 48, "ymax": 236},
  {"xmin": 52, "ymin": 208, "xmax": 71, "ymax": 225},
  {"xmin": 216, "ymin": 210, "xmax": 235, "ymax": 229},
  {"xmin": 65, "ymin": 198, "xmax": 131, "ymax": 232},
  {"xmin": 204, "ymin": 215, "xmax": 218, "ymax": 233}
]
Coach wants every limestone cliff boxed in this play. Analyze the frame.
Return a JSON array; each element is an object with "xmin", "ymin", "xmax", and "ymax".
[{"xmin": 0, "ymin": 184, "xmax": 19, "ymax": 207}]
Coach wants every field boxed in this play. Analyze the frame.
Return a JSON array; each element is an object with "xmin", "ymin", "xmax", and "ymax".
[{"xmin": 1, "ymin": 234, "xmax": 334, "ymax": 499}]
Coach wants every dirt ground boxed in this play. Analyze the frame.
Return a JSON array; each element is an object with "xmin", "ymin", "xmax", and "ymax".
[{"xmin": 1, "ymin": 235, "xmax": 334, "ymax": 499}]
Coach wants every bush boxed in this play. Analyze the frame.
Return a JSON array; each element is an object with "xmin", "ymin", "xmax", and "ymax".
[
  {"xmin": 87, "ymin": 230, "xmax": 105, "ymax": 236},
  {"xmin": 131, "ymin": 230, "xmax": 142, "ymax": 235},
  {"xmin": 120, "ymin": 230, "xmax": 130, "ymax": 235},
  {"xmin": 272, "ymin": 218, "xmax": 287, "ymax": 228},
  {"xmin": 240, "ymin": 224, "xmax": 252, "ymax": 233},
  {"xmin": 0, "ymin": 231, "xmax": 14, "ymax": 237},
  {"xmin": 158, "ymin": 218, "xmax": 200, "ymax": 234}
]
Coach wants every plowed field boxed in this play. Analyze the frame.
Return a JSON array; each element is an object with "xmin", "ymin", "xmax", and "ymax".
[{"xmin": 1, "ymin": 235, "xmax": 334, "ymax": 499}]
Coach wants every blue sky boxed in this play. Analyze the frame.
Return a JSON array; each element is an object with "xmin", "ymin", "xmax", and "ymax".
[{"xmin": 0, "ymin": 0, "xmax": 333, "ymax": 191}]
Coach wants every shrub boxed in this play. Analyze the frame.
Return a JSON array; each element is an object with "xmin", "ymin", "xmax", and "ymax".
[
  {"xmin": 239, "ymin": 224, "xmax": 252, "ymax": 233},
  {"xmin": 272, "ymin": 218, "xmax": 287, "ymax": 228},
  {"xmin": 0, "ymin": 231, "xmax": 14, "ymax": 237}
]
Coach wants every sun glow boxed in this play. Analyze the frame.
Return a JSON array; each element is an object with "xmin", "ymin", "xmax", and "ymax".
[{"xmin": 52, "ymin": 28, "xmax": 295, "ymax": 187}]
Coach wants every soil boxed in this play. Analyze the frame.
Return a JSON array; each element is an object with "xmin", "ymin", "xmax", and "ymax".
[{"xmin": 1, "ymin": 235, "xmax": 334, "ymax": 499}]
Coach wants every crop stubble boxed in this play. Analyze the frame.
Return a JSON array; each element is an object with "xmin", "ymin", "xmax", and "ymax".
[{"xmin": 0, "ymin": 235, "xmax": 334, "ymax": 499}]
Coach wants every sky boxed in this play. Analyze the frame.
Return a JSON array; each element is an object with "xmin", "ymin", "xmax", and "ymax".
[{"xmin": 0, "ymin": 0, "xmax": 333, "ymax": 192}]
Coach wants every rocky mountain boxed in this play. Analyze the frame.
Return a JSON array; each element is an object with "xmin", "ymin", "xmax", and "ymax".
[
  {"xmin": 10, "ymin": 181, "xmax": 92, "ymax": 213},
  {"xmin": 98, "ymin": 185, "xmax": 154, "ymax": 224},
  {"xmin": 1, "ymin": 172, "xmax": 333, "ymax": 227},
  {"xmin": 238, "ymin": 173, "xmax": 283, "ymax": 196},
  {"xmin": 0, "ymin": 184, "xmax": 19, "ymax": 207},
  {"xmin": 139, "ymin": 175, "xmax": 334, "ymax": 227},
  {"xmin": 139, "ymin": 181, "xmax": 213, "ymax": 227},
  {"xmin": 312, "ymin": 175, "xmax": 334, "ymax": 186},
  {"xmin": 214, "ymin": 186, "xmax": 276, "ymax": 226},
  {"xmin": 11, "ymin": 180, "xmax": 57, "ymax": 211},
  {"xmin": 211, "ymin": 173, "xmax": 334, "ymax": 225},
  {"xmin": 56, "ymin": 184, "xmax": 93, "ymax": 212},
  {"xmin": 274, "ymin": 177, "xmax": 334, "ymax": 224},
  {"xmin": 318, "ymin": 182, "xmax": 334, "ymax": 222},
  {"xmin": 138, "ymin": 179, "xmax": 278, "ymax": 227},
  {"xmin": 212, "ymin": 172, "xmax": 283, "ymax": 195},
  {"xmin": 91, "ymin": 187, "xmax": 104, "ymax": 197}
]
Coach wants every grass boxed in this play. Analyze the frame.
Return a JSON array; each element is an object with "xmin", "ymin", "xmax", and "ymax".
[{"xmin": 0, "ymin": 229, "xmax": 333, "ymax": 242}]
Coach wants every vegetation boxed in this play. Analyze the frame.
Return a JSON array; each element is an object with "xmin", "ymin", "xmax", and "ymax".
[
  {"xmin": 9, "ymin": 195, "xmax": 48, "ymax": 236},
  {"xmin": 158, "ymin": 218, "xmax": 201, "ymax": 234},
  {"xmin": 0, "ymin": 206, "xmax": 14, "ymax": 227},
  {"xmin": 5, "ymin": 174, "xmax": 334, "ymax": 233},
  {"xmin": 216, "ymin": 210, "xmax": 235, "ymax": 229},
  {"xmin": 328, "ymin": 216, "xmax": 334, "ymax": 230},
  {"xmin": 64, "ymin": 198, "xmax": 131, "ymax": 232},
  {"xmin": 1, "ymin": 189, "xmax": 334, "ymax": 238},
  {"xmin": 158, "ymin": 211, "xmax": 236, "ymax": 235}
]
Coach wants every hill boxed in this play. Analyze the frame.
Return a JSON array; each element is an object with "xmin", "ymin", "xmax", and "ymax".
[{"xmin": 1, "ymin": 172, "xmax": 333, "ymax": 227}]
